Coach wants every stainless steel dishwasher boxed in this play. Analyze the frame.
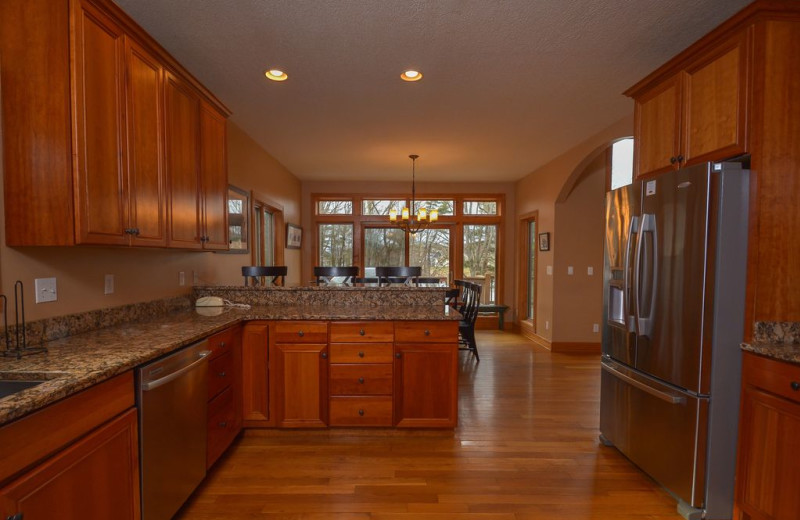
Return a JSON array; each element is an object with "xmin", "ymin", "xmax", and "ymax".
[{"xmin": 137, "ymin": 339, "xmax": 210, "ymax": 520}]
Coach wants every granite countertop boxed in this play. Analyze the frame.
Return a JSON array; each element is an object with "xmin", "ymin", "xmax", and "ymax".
[
  {"xmin": 0, "ymin": 304, "xmax": 459, "ymax": 426},
  {"xmin": 741, "ymin": 342, "xmax": 800, "ymax": 365},
  {"xmin": 741, "ymin": 322, "xmax": 800, "ymax": 365}
]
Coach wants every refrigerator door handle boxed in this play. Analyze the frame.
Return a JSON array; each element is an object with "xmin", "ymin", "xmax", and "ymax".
[
  {"xmin": 602, "ymin": 360, "xmax": 685, "ymax": 405},
  {"xmin": 623, "ymin": 216, "xmax": 639, "ymax": 332},
  {"xmin": 635, "ymin": 213, "xmax": 658, "ymax": 338}
]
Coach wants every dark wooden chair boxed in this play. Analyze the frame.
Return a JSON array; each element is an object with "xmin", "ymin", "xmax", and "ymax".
[
  {"xmin": 416, "ymin": 277, "xmax": 444, "ymax": 286},
  {"xmin": 354, "ymin": 277, "xmax": 379, "ymax": 284},
  {"xmin": 313, "ymin": 266, "xmax": 358, "ymax": 285},
  {"xmin": 242, "ymin": 266, "xmax": 287, "ymax": 286},
  {"xmin": 375, "ymin": 266, "xmax": 421, "ymax": 286},
  {"xmin": 454, "ymin": 280, "xmax": 481, "ymax": 361}
]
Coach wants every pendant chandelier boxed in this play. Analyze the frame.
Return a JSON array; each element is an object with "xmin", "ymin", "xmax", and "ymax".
[{"xmin": 389, "ymin": 154, "xmax": 438, "ymax": 234}]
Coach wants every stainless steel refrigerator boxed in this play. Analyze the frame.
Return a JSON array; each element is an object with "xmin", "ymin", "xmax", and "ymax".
[{"xmin": 599, "ymin": 161, "xmax": 749, "ymax": 520}]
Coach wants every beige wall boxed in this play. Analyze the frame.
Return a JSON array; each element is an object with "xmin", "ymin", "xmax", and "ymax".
[
  {"xmin": 301, "ymin": 180, "xmax": 516, "ymax": 311},
  {"xmin": 0, "ymin": 121, "xmax": 302, "ymax": 321},
  {"xmin": 552, "ymin": 153, "xmax": 605, "ymax": 343},
  {"xmin": 514, "ymin": 115, "xmax": 632, "ymax": 343}
]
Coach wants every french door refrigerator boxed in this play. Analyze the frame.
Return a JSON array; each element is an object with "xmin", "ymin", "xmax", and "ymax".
[{"xmin": 599, "ymin": 161, "xmax": 749, "ymax": 520}]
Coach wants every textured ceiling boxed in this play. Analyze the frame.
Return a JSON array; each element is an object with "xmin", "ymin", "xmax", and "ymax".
[{"xmin": 114, "ymin": 0, "xmax": 752, "ymax": 183}]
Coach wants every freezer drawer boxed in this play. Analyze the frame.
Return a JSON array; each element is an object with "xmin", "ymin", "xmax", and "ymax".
[{"xmin": 600, "ymin": 359, "xmax": 708, "ymax": 509}]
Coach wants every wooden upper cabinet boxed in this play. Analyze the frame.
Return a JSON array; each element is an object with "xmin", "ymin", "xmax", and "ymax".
[
  {"xmin": 634, "ymin": 75, "xmax": 683, "ymax": 178},
  {"xmin": 199, "ymin": 103, "xmax": 229, "ymax": 250},
  {"xmin": 165, "ymin": 72, "xmax": 203, "ymax": 249},
  {"xmin": 125, "ymin": 38, "xmax": 167, "ymax": 247},
  {"xmin": 631, "ymin": 30, "xmax": 751, "ymax": 179},
  {"xmin": 72, "ymin": 0, "xmax": 128, "ymax": 245}
]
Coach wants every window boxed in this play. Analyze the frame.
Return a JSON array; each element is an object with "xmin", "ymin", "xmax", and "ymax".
[
  {"xmin": 318, "ymin": 224, "xmax": 353, "ymax": 266},
  {"xmin": 364, "ymin": 227, "xmax": 405, "ymax": 269},
  {"xmin": 610, "ymin": 138, "xmax": 634, "ymax": 190},
  {"xmin": 253, "ymin": 205, "xmax": 274, "ymax": 265},
  {"xmin": 463, "ymin": 201, "xmax": 497, "ymax": 215},
  {"xmin": 463, "ymin": 224, "xmax": 497, "ymax": 303},
  {"xmin": 362, "ymin": 200, "xmax": 406, "ymax": 216},
  {"xmin": 412, "ymin": 200, "xmax": 454, "ymax": 215},
  {"xmin": 227, "ymin": 187, "xmax": 248, "ymax": 251},
  {"xmin": 527, "ymin": 220, "xmax": 536, "ymax": 320},
  {"xmin": 317, "ymin": 200, "xmax": 353, "ymax": 215},
  {"xmin": 409, "ymin": 228, "xmax": 450, "ymax": 279}
]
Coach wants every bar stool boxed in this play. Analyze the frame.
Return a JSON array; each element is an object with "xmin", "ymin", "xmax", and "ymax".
[
  {"xmin": 242, "ymin": 266, "xmax": 287, "ymax": 286},
  {"xmin": 313, "ymin": 266, "xmax": 358, "ymax": 285},
  {"xmin": 375, "ymin": 266, "xmax": 421, "ymax": 286}
]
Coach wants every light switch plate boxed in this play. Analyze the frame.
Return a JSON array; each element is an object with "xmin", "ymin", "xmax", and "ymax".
[
  {"xmin": 104, "ymin": 274, "xmax": 114, "ymax": 295},
  {"xmin": 587, "ymin": 266, "xmax": 594, "ymax": 276},
  {"xmin": 179, "ymin": 272, "xmax": 185, "ymax": 286},
  {"xmin": 35, "ymin": 277, "xmax": 57, "ymax": 303},
  {"xmin": 546, "ymin": 265, "xmax": 553, "ymax": 276},
  {"xmin": 567, "ymin": 266, "xmax": 574, "ymax": 275}
]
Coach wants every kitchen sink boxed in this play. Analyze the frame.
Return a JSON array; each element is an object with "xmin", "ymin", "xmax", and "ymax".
[{"xmin": 0, "ymin": 379, "xmax": 45, "ymax": 399}]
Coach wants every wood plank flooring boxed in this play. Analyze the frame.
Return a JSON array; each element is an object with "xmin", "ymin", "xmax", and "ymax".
[{"xmin": 178, "ymin": 331, "xmax": 684, "ymax": 519}]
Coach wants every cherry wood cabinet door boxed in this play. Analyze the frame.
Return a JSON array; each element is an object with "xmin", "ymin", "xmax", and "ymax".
[
  {"xmin": 72, "ymin": 0, "xmax": 129, "ymax": 245},
  {"xmin": 242, "ymin": 322, "xmax": 271, "ymax": 427},
  {"xmin": 165, "ymin": 72, "xmax": 202, "ymax": 249},
  {"xmin": 0, "ymin": 409, "xmax": 140, "ymax": 520},
  {"xmin": 634, "ymin": 74, "xmax": 683, "ymax": 179},
  {"xmin": 735, "ymin": 355, "xmax": 800, "ymax": 520},
  {"xmin": 125, "ymin": 38, "xmax": 167, "ymax": 247},
  {"xmin": 273, "ymin": 343, "xmax": 329, "ymax": 428},
  {"xmin": 199, "ymin": 102, "xmax": 229, "ymax": 250},
  {"xmin": 683, "ymin": 31, "xmax": 750, "ymax": 167},
  {"xmin": 393, "ymin": 342, "xmax": 458, "ymax": 428}
]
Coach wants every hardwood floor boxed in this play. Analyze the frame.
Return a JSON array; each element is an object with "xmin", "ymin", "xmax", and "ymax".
[{"xmin": 178, "ymin": 331, "xmax": 684, "ymax": 519}]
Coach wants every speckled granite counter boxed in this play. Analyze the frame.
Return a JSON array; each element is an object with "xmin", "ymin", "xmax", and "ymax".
[
  {"xmin": 0, "ymin": 303, "xmax": 459, "ymax": 427},
  {"xmin": 741, "ymin": 321, "xmax": 800, "ymax": 365}
]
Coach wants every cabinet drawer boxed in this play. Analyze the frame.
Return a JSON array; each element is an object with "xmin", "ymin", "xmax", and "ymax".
[
  {"xmin": 330, "ymin": 322, "xmax": 393, "ymax": 343},
  {"xmin": 330, "ymin": 364, "xmax": 393, "ymax": 396},
  {"xmin": 272, "ymin": 321, "xmax": 328, "ymax": 343},
  {"xmin": 329, "ymin": 396, "xmax": 393, "ymax": 426},
  {"xmin": 329, "ymin": 343, "xmax": 393, "ymax": 363},
  {"xmin": 208, "ymin": 349, "xmax": 233, "ymax": 400},
  {"xmin": 394, "ymin": 321, "xmax": 458, "ymax": 343},
  {"xmin": 207, "ymin": 386, "xmax": 238, "ymax": 468},
  {"xmin": 743, "ymin": 352, "xmax": 800, "ymax": 404},
  {"xmin": 207, "ymin": 326, "xmax": 237, "ymax": 361}
]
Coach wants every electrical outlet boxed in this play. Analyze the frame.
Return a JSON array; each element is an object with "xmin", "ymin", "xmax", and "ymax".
[
  {"xmin": 587, "ymin": 266, "xmax": 594, "ymax": 276},
  {"xmin": 34, "ymin": 277, "xmax": 57, "ymax": 303},
  {"xmin": 546, "ymin": 265, "xmax": 553, "ymax": 276},
  {"xmin": 567, "ymin": 266, "xmax": 574, "ymax": 275},
  {"xmin": 104, "ymin": 274, "xmax": 114, "ymax": 295},
  {"xmin": 193, "ymin": 271, "xmax": 199, "ymax": 285},
  {"xmin": 593, "ymin": 323, "xmax": 600, "ymax": 333},
  {"xmin": 179, "ymin": 272, "xmax": 185, "ymax": 286},
  {"xmin": 545, "ymin": 320, "xmax": 550, "ymax": 330}
]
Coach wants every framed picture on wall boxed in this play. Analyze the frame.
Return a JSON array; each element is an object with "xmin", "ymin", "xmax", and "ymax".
[
  {"xmin": 224, "ymin": 185, "xmax": 249, "ymax": 254},
  {"xmin": 538, "ymin": 232, "xmax": 550, "ymax": 251},
  {"xmin": 286, "ymin": 223, "xmax": 302, "ymax": 249}
]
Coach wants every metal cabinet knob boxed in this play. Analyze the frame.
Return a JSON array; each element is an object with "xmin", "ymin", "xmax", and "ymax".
[
  {"xmin": 219, "ymin": 421, "xmax": 227, "ymax": 428},
  {"xmin": 358, "ymin": 377, "xmax": 365, "ymax": 384},
  {"xmin": 676, "ymin": 155, "xmax": 684, "ymax": 163},
  {"xmin": 298, "ymin": 330, "xmax": 304, "ymax": 337},
  {"xmin": 7, "ymin": 513, "xmax": 24, "ymax": 520},
  {"xmin": 358, "ymin": 409, "xmax": 365, "ymax": 416},
  {"xmin": 424, "ymin": 329, "xmax": 430, "ymax": 336},
  {"xmin": 791, "ymin": 381, "xmax": 800, "ymax": 391},
  {"xmin": 358, "ymin": 351, "xmax": 365, "ymax": 358},
  {"xmin": 218, "ymin": 371, "xmax": 226, "ymax": 377},
  {"xmin": 321, "ymin": 352, "xmax": 328, "ymax": 359},
  {"xmin": 219, "ymin": 342, "xmax": 226, "ymax": 348},
  {"xmin": 670, "ymin": 156, "xmax": 677, "ymax": 164},
  {"xmin": 359, "ymin": 329, "xmax": 365, "ymax": 336},
  {"xmin": 395, "ymin": 352, "xmax": 401, "ymax": 359}
]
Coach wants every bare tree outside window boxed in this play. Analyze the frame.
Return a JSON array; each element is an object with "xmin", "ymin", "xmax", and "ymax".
[
  {"xmin": 364, "ymin": 227, "xmax": 405, "ymax": 268},
  {"xmin": 463, "ymin": 201, "xmax": 498, "ymax": 215},
  {"xmin": 409, "ymin": 228, "xmax": 450, "ymax": 278},
  {"xmin": 318, "ymin": 200, "xmax": 353, "ymax": 215},
  {"xmin": 362, "ymin": 200, "xmax": 406, "ymax": 216},
  {"xmin": 318, "ymin": 224, "xmax": 353, "ymax": 266},
  {"xmin": 463, "ymin": 224, "xmax": 497, "ymax": 303}
]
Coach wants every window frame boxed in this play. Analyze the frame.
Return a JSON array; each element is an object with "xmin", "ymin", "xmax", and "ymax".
[{"xmin": 251, "ymin": 191, "xmax": 284, "ymax": 268}]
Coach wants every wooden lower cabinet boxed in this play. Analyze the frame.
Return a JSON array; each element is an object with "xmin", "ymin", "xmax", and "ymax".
[
  {"xmin": 394, "ymin": 321, "xmax": 459, "ymax": 428},
  {"xmin": 0, "ymin": 408, "xmax": 140, "ymax": 520},
  {"xmin": 242, "ymin": 321, "xmax": 270, "ymax": 426},
  {"xmin": 206, "ymin": 325, "xmax": 242, "ymax": 468},
  {"xmin": 734, "ymin": 352, "xmax": 800, "ymax": 520}
]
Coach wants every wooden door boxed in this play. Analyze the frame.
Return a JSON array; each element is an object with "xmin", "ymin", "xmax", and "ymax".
[
  {"xmin": 273, "ymin": 343, "xmax": 328, "ymax": 428},
  {"xmin": 0, "ymin": 409, "xmax": 140, "ymax": 520},
  {"xmin": 633, "ymin": 74, "xmax": 683, "ymax": 178},
  {"xmin": 164, "ymin": 72, "xmax": 202, "ymax": 249},
  {"xmin": 72, "ymin": 0, "xmax": 129, "ymax": 245},
  {"xmin": 683, "ymin": 31, "xmax": 750, "ymax": 166},
  {"xmin": 393, "ymin": 343, "xmax": 457, "ymax": 428},
  {"xmin": 125, "ymin": 38, "xmax": 167, "ymax": 247},
  {"xmin": 199, "ymin": 102, "xmax": 229, "ymax": 250},
  {"xmin": 242, "ymin": 322, "xmax": 271, "ymax": 426}
]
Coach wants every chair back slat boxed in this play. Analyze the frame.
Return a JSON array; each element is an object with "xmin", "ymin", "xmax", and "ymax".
[
  {"xmin": 242, "ymin": 266, "xmax": 287, "ymax": 286},
  {"xmin": 375, "ymin": 266, "xmax": 421, "ymax": 286},
  {"xmin": 313, "ymin": 266, "xmax": 358, "ymax": 285}
]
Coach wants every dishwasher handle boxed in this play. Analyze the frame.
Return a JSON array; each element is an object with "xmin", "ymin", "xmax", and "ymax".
[{"xmin": 141, "ymin": 350, "xmax": 211, "ymax": 391}]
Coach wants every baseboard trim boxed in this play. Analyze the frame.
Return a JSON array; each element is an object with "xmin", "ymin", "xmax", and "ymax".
[
  {"xmin": 521, "ymin": 328, "xmax": 551, "ymax": 350},
  {"xmin": 550, "ymin": 342, "xmax": 601, "ymax": 354}
]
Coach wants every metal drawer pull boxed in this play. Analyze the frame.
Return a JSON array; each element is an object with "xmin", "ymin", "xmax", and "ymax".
[
  {"xmin": 358, "ymin": 351, "xmax": 365, "ymax": 358},
  {"xmin": 602, "ymin": 362, "xmax": 685, "ymax": 405},
  {"xmin": 358, "ymin": 409, "xmax": 365, "ymax": 416},
  {"xmin": 358, "ymin": 377, "xmax": 365, "ymax": 384},
  {"xmin": 359, "ymin": 329, "xmax": 365, "ymax": 336},
  {"xmin": 298, "ymin": 330, "xmax": 304, "ymax": 337},
  {"xmin": 219, "ymin": 342, "xmax": 225, "ymax": 348},
  {"xmin": 219, "ymin": 421, "xmax": 227, "ymax": 428},
  {"xmin": 791, "ymin": 381, "xmax": 800, "ymax": 391},
  {"xmin": 424, "ymin": 329, "xmax": 430, "ymax": 336},
  {"xmin": 218, "ymin": 371, "xmax": 226, "ymax": 377}
]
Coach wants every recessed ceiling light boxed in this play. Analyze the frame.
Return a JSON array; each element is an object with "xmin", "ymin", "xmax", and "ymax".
[
  {"xmin": 401, "ymin": 70, "xmax": 423, "ymax": 82},
  {"xmin": 265, "ymin": 69, "xmax": 288, "ymax": 82}
]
